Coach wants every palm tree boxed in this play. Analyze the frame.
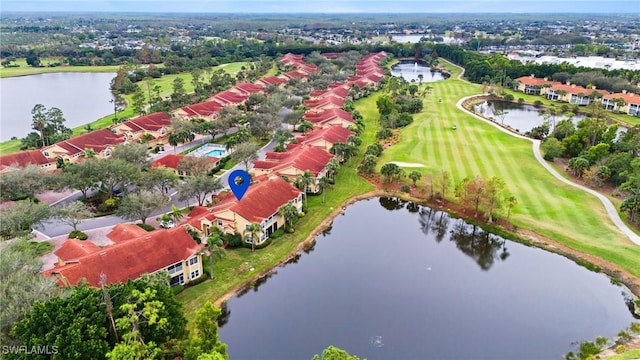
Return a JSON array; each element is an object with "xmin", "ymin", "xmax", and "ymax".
[
  {"xmin": 318, "ymin": 176, "xmax": 332, "ymax": 204},
  {"xmin": 244, "ymin": 223, "xmax": 261, "ymax": 253},
  {"xmin": 31, "ymin": 104, "xmax": 47, "ymax": 147},
  {"xmin": 278, "ymin": 203, "xmax": 298, "ymax": 231},
  {"xmin": 170, "ymin": 204, "xmax": 183, "ymax": 224},
  {"xmin": 325, "ymin": 158, "xmax": 339, "ymax": 180},
  {"xmin": 295, "ymin": 170, "xmax": 315, "ymax": 205},
  {"xmin": 205, "ymin": 233, "xmax": 226, "ymax": 279}
]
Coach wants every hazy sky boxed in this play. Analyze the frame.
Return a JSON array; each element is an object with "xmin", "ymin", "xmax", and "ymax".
[{"xmin": 2, "ymin": 0, "xmax": 639, "ymax": 13}]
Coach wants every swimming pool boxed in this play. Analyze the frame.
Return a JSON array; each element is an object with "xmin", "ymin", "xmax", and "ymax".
[
  {"xmin": 191, "ymin": 144, "xmax": 228, "ymax": 158},
  {"xmin": 205, "ymin": 149, "xmax": 226, "ymax": 158}
]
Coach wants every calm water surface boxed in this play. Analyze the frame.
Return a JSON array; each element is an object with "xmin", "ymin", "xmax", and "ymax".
[
  {"xmin": 0, "ymin": 72, "xmax": 115, "ymax": 141},
  {"xmin": 390, "ymin": 62, "xmax": 446, "ymax": 83},
  {"xmin": 219, "ymin": 198, "xmax": 634, "ymax": 360}
]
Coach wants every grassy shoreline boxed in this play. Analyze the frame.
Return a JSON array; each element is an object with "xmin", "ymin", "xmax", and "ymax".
[
  {"xmin": 0, "ymin": 62, "xmax": 248, "ymax": 155},
  {"xmin": 176, "ymin": 95, "xmax": 379, "ymax": 324}
]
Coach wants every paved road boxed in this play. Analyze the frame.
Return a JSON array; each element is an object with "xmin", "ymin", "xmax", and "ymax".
[
  {"xmin": 455, "ymin": 94, "xmax": 640, "ymax": 246},
  {"xmin": 38, "ymin": 133, "xmax": 277, "ymax": 237}
]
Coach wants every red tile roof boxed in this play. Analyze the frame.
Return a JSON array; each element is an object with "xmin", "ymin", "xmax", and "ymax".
[
  {"xmin": 0, "ymin": 149, "xmax": 55, "ymax": 168},
  {"xmin": 229, "ymin": 177, "xmax": 301, "ymax": 223},
  {"xmin": 322, "ymin": 52, "xmax": 343, "ymax": 59},
  {"xmin": 257, "ymin": 76, "xmax": 288, "ymax": 87},
  {"xmin": 255, "ymin": 145, "xmax": 334, "ymax": 177},
  {"xmin": 282, "ymin": 70, "xmax": 310, "ymax": 80},
  {"xmin": 232, "ymin": 83, "xmax": 264, "ymax": 95},
  {"xmin": 211, "ymin": 90, "xmax": 249, "ymax": 105},
  {"xmin": 515, "ymin": 75, "xmax": 559, "ymax": 87},
  {"xmin": 152, "ymin": 154, "xmax": 219, "ymax": 171},
  {"xmin": 179, "ymin": 101, "xmax": 223, "ymax": 117},
  {"xmin": 54, "ymin": 239, "xmax": 102, "ymax": 261},
  {"xmin": 549, "ymin": 83, "xmax": 608, "ymax": 96},
  {"xmin": 304, "ymin": 108, "xmax": 354, "ymax": 125},
  {"xmin": 55, "ymin": 128, "xmax": 125, "ymax": 156},
  {"xmin": 603, "ymin": 92, "xmax": 640, "ymax": 105},
  {"xmin": 124, "ymin": 112, "xmax": 172, "ymax": 132},
  {"xmin": 45, "ymin": 227, "xmax": 203, "ymax": 287},
  {"xmin": 303, "ymin": 95, "xmax": 346, "ymax": 109},
  {"xmin": 296, "ymin": 125, "xmax": 353, "ymax": 146},
  {"xmin": 106, "ymin": 223, "xmax": 149, "ymax": 243}
]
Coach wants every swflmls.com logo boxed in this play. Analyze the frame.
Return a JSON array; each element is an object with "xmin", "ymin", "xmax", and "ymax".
[{"xmin": 1, "ymin": 345, "xmax": 59, "ymax": 355}]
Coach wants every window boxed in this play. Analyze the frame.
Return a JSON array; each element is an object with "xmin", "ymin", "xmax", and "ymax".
[
  {"xmin": 170, "ymin": 274, "xmax": 184, "ymax": 286},
  {"xmin": 190, "ymin": 270, "xmax": 200, "ymax": 280},
  {"xmin": 167, "ymin": 262, "xmax": 183, "ymax": 275},
  {"xmin": 43, "ymin": 151, "xmax": 49, "ymax": 157},
  {"xmin": 217, "ymin": 220, "xmax": 223, "ymax": 226},
  {"xmin": 189, "ymin": 257, "xmax": 198, "ymax": 265},
  {"xmin": 104, "ymin": 149, "xmax": 111, "ymax": 157},
  {"xmin": 160, "ymin": 128, "xmax": 166, "ymax": 135}
]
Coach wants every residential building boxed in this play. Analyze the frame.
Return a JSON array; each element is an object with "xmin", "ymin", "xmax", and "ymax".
[
  {"xmin": 173, "ymin": 101, "xmax": 224, "ymax": 121},
  {"xmin": 183, "ymin": 176, "xmax": 303, "ymax": 245},
  {"xmin": 0, "ymin": 149, "xmax": 57, "ymax": 173},
  {"xmin": 304, "ymin": 108, "xmax": 355, "ymax": 128},
  {"xmin": 513, "ymin": 75, "xmax": 559, "ymax": 95},
  {"xmin": 42, "ymin": 128, "xmax": 125, "ymax": 163},
  {"xmin": 602, "ymin": 91, "xmax": 640, "ymax": 115},
  {"xmin": 45, "ymin": 226, "xmax": 204, "ymax": 287},
  {"xmin": 111, "ymin": 112, "xmax": 172, "ymax": 144},
  {"xmin": 546, "ymin": 83, "xmax": 608, "ymax": 105},
  {"xmin": 294, "ymin": 125, "xmax": 353, "ymax": 152},
  {"xmin": 152, "ymin": 154, "xmax": 220, "ymax": 176},
  {"xmin": 253, "ymin": 145, "xmax": 334, "ymax": 193}
]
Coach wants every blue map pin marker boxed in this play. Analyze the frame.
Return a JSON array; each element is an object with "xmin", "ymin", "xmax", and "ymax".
[{"xmin": 228, "ymin": 169, "xmax": 251, "ymax": 201}]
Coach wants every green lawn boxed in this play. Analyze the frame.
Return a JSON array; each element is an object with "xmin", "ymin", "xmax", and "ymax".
[
  {"xmin": 0, "ymin": 62, "xmax": 248, "ymax": 155},
  {"xmin": 0, "ymin": 57, "xmax": 121, "ymax": 78},
  {"xmin": 177, "ymin": 98, "xmax": 378, "ymax": 324},
  {"xmin": 607, "ymin": 349, "xmax": 640, "ymax": 360},
  {"xmin": 378, "ymin": 64, "xmax": 640, "ymax": 278}
]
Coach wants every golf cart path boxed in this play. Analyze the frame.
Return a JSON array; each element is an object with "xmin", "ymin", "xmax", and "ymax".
[{"xmin": 455, "ymin": 93, "xmax": 640, "ymax": 246}]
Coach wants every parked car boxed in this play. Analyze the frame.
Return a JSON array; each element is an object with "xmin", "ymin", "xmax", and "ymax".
[{"xmin": 160, "ymin": 220, "xmax": 176, "ymax": 229}]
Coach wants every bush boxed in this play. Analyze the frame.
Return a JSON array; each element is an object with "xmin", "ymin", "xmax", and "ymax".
[
  {"xmin": 400, "ymin": 185, "xmax": 411, "ymax": 193},
  {"xmin": 269, "ymin": 229, "xmax": 285, "ymax": 239},
  {"xmin": 69, "ymin": 230, "xmax": 88, "ymax": 240},
  {"xmin": 136, "ymin": 223, "xmax": 155, "ymax": 231},
  {"xmin": 188, "ymin": 276, "xmax": 208, "ymax": 286},
  {"xmin": 171, "ymin": 285, "xmax": 184, "ymax": 295},
  {"xmin": 614, "ymin": 345, "xmax": 626, "ymax": 354},
  {"xmin": 298, "ymin": 212, "xmax": 306, "ymax": 218},
  {"xmin": 534, "ymin": 100, "xmax": 543, "ymax": 107},
  {"xmin": 377, "ymin": 128, "xmax": 393, "ymax": 140},
  {"xmin": 224, "ymin": 232, "xmax": 244, "ymax": 248},
  {"xmin": 518, "ymin": 98, "xmax": 525, "ymax": 104},
  {"xmin": 28, "ymin": 241, "xmax": 54, "ymax": 256}
]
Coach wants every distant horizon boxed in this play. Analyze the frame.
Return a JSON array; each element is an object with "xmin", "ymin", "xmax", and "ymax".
[{"xmin": 2, "ymin": 1, "xmax": 639, "ymax": 14}]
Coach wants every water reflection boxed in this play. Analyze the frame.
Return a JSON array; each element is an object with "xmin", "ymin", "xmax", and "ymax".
[{"xmin": 383, "ymin": 197, "xmax": 508, "ymax": 270}]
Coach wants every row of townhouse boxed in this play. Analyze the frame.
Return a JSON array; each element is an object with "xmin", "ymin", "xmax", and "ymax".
[
  {"xmin": 39, "ymin": 51, "xmax": 388, "ymax": 286},
  {"xmin": 178, "ymin": 51, "xmax": 389, "ymax": 248},
  {"xmin": 0, "ymin": 55, "xmax": 320, "ymax": 174},
  {"xmin": 513, "ymin": 75, "xmax": 640, "ymax": 115}
]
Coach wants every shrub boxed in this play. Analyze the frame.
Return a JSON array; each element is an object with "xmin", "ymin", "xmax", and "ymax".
[
  {"xmin": 377, "ymin": 128, "xmax": 393, "ymax": 140},
  {"xmin": 298, "ymin": 212, "xmax": 306, "ymax": 218},
  {"xmin": 269, "ymin": 229, "xmax": 285, "ymax": 239},
  {"xmin": 503, "ymin": 93, "xmax": 514, "ymax": 101},
  {"xmin": 171, "ymin": 285, "xmax": 184, "ymax": 295},
  {"xmin": 400, "ymin": 185, "xmax": 411, "ymax": 193},
  {"xmin": 614, "ymin": 345, "xmax": 626, "ymax": 354},
  {"xmin": 69, "ymin": 230, "xmax": 88, "ymax": 240},
  {"xmin": 136, "ymin": 223, "xmax": 155, "ymax": 231},
  {"xmin": 224, "ymin": 232, "xmax": 244, "ymax": 248},
  {"xmin": 517, "ymin": 98, "xmax": 525, "ymax": 104},
  {"xmin": 534, "ymin": 100, "xmax": 543, "ymax": 107},
  {"xmin": 28, "ymin": 241, "xmax": 54, "ymax": 256},
  {"xmin": 188, "ymin": 276, "xmax": 207, "ymax": 286}
]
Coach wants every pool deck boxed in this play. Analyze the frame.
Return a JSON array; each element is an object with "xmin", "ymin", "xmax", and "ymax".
[{"xmin": 190, "ymin": 143, "xmax": 227, "ymax": 157}]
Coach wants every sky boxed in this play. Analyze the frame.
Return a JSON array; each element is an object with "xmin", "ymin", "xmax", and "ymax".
[{"xmin": 1, "ymin": 0, "xmax": 639, "ymax": 13}]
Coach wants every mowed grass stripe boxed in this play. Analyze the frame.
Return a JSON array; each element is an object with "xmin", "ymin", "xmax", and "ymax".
[{"xmin": 379, "ymin": 68, "xmax": 640, "ymax": 277}]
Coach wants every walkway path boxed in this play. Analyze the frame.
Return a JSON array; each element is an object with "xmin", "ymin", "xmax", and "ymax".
[
  {"xmin": 441, "ymin": 58, "xmax": 640, "ymax": 244},
  {"xmin": 455, "ymin": 93, "xmax": 640, "ymax": 245}
]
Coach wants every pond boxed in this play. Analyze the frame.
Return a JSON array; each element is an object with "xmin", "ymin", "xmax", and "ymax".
[
  {"xmin": 0, "ymin": 72, "xmax": 116, "ymax": 142},
  {"xmin": 390, "ymin": 61, "xmax": 447, "ymax": 83},
  {"xmin": 474, "ymin": 100, "xmax": 627, "ymax": 135},
  {"xmin": 218, "ymin": 198, "xmax": 635, "ymax": 359}
]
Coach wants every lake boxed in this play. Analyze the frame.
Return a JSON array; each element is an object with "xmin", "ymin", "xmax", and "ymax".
[
  {"xmin": 474, "ymin": 100, "xmax": 627, "ymax": 135},
  {"xmin": 390, "ymin": 61, "xmax": 446, "ymax": 83},
  {"xmin": 218, "ymin": 198, "xmax": 635, "ymax": 359},
  {"xmin": 0, "ymin": 72, "xmax": 116, "ymax": 142}
]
